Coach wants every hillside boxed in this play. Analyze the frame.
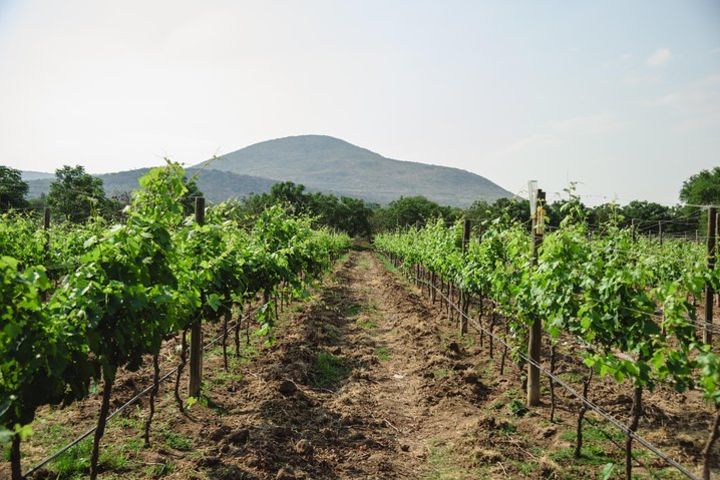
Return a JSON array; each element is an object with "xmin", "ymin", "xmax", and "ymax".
[
  {"xmin": 24, "ymin": 168, "xmax": 277, "ymax": 203},
  {"xmin": 21, "ymin": 135, "xmax": 511, "ymax": 206},
  {"xmin": 19, "ymin": 170, "xmax": 54, "ymax": 181},
  {"xmin": 196, "ymin": 135, "xmax": 511, "ymax": 206}
]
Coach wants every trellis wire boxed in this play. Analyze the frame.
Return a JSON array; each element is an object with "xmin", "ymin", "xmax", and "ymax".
[
  {"xmin": 406, "ymin": 264, "xmax": 701, "ymax": 480},
  {"xmin": 23, "ymin": 304, "xmax": 264, "ymax": 478}
]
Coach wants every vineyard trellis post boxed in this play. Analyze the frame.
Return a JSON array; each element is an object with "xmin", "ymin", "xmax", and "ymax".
[
  {"xmin": 527, "ymin": 188, "xmax": 545, "ymax": 407},
  {"xmin": 631, "ymin": 218, "xmax": 636, "ymax": 243},
  {"xmin": 43, "ymin": 207, "xmax": 50, "ymax": 253},
  {"xmin": 703, "ymin": 206, "xmax": 716, "ymax": 344},
  {"xmin": 43, "ymin": 207, "xmax": 50, "ymax": 230},
  {"xmin": 658, "ymin": 220, "xmax": 663, "ymax": 245},
  {"xmin": 188, "ymin": 196, "xmax": 205, "ymax": 398},
  {"xmin": 460, "ymin": 218, "xmax": 471, "ymax": 335}
]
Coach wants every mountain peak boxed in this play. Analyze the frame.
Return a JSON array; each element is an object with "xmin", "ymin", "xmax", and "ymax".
[{"xmin": 197, "ymin": 135, "xmax": 510, "ymax": 206}]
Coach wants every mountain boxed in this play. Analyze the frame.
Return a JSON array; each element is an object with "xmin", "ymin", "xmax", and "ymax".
[
  {"xmin": 195, "ymin": 135, "xmax": 511, "ymax": 206},
  {"xmin": 20, "ymin": 171, "xmax": 54, "ymax": 181},
  {"xmin": 20, "ymin": 135, "xmax": 512, "ymax": 206},
  {"xmin": 24, "ymin": 168, "xmax": 277, "ymax": 203}
]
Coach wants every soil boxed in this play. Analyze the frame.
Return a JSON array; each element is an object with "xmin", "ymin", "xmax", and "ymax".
[{"xmin": 8, "ymin": 250, "xmax": 720, "ymax": 479}]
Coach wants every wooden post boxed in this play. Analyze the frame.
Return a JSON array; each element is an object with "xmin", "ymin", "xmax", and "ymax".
[
  {"xmin": 461, "ymin": 219, "xmax": 471, "ymax": 335},
  {"xmin": 703, "ymin": 207, "xmax": 716, "ymax": 344},
  {"xmin": 658, "ymin": 221, "xmax": 663, "ymax": 245},
  {"xmin": 188, "ymin": 197, "xmax": 205, "ymax": 398},
  {"xmin": 631, "ymin": 219, "xmax": 636, "ymax": 243},
  {"xmin": 527, "ymin": 189, "xmax": 545, "ymax": 407},
  {"xmin": 43, "ymin": 207, "xmax": 51, "ymax": 252},
  {"xmin": 462, "ymin": 218, "xmax": 471, "ymax": 251}
]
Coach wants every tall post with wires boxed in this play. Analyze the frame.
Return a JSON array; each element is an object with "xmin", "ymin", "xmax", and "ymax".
[
  {"xmin": 703, "ymin": 206, "xmax": 716, "ymax": 344},
  {"xmin": 188, "ymin": 197, "xmax": 205, "ymax": 398},
  {"xmin": 460, "ymin": 218, "xmax": 471, "ymax": 335},
  {"xmin": 43, "ymin": 207, "xmax": 51, "ymax": 252},
  {"xmin": 528, "ymin": 184, "xmax": 545, "ymax": 407}
]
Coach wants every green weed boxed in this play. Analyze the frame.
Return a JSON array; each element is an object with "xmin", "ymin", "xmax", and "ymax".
[{"xmin": 312, "ymin": 351, "xmax": 350, "ymax": 388}]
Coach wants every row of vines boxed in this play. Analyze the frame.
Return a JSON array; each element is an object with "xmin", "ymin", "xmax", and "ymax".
[
  {"xmin": 375, "ymin": 205, "xmax": 720, "ymax": 479},
  {"xmin": 0, "ymin": 163, "xmax": 351, "ymax": 479}
]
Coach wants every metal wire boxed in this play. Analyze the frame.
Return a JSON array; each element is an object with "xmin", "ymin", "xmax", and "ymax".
[
  {"xmin": 23, "ymin": 304, "xmax": 264, "ymax": 478},
  {"xmin": 406, "ymin": 264, "xmax": 701, "ymax": 480}
]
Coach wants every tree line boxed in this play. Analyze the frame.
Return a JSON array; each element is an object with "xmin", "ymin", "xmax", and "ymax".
[{"xmin": 2, "ymin": 164, "xmax": 719, "ymax": 236}]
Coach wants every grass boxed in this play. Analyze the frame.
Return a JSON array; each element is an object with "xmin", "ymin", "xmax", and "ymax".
[
  {"xmin": 162, "ymin": 430, "xmax": 193, "ymax": 451},
  {"xmin": 312, "ymin": 351, "xmax": 350, "ymax": 388},
  {"xmin": 378, "ymin": 255, "xmax": 399, "ymax": 274},
  {"xmin": 511, "ymin": 459, "xmax": 538, "ymax": 476},
  {"xmin": 357, "ymin": 318, "xmax": 378, "ymax": 329},
  {"xmin": 144, "ymin": 461, "xmax": 174, "ymax": 477},
  {"xmin": 425, "ymin": 440, "xmax": 488, "ymax": 480},
  {"xmin": 507, "ymin": 399, "xmax": 529, "ymax": 417},
  {"xmin": 207, "ymin": 362, "xmax": 244, "ymax": 388},
  {"xmin": 560, "ymin": 424, "xmax": 624, "ymax": 444},
  {"xmin": 48, "ymin": 436, "xmax": 137, "ymax": 479},
  {"xmin": 433, "ymin": 368, "xmax": 451, "ymax": 379},
  {"xmin": 375, "ymin": 346, "xmax": 392, "ymax": 361}
]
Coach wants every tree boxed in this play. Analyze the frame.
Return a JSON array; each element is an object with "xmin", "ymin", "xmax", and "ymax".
[
  {"xmin": 373, "ymin": 196, "xmax": 459, "ymax": 231},
  {"xmin": 47, "ymin": 166, "xmax": 109, "ymax": 222},
  {"xmin": 236, "ymin": 182, "xmax": 372, "ymax": 237},
  {"xmin": 681, "ymin": 166, "xmax": 720, "ymax": 206},
  {"xmin": 268, "ymin": 181, "xmax": 310, "ymax": 214},
  {"xmin": 0, "ymin": 167, "xmax": 29, "ymax": 212}
]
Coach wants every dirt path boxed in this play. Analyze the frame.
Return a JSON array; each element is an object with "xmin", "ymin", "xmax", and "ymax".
[{"xmin": 211, "ymin": 250, "xmax": 490, "ymax": 479}]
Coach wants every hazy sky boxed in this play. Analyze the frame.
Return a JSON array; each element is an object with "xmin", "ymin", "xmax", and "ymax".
[{"xmin": 0, "ymin": 1, "xmax": 718, "ymax": 205}]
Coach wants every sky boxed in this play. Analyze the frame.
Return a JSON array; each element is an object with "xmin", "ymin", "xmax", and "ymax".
[{"xmin": 0, "ymin": 0, "xmax": 718, "ymax": 205}]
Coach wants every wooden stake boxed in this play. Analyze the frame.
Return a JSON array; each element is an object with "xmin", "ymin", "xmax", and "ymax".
[
  {"xmin": 461, "ymin": 219, "xmax": 471, "ymax": 335},
  {"xmin": 527, "ymin": 189, "xmax": 545, "ymax": 407},
  {"xmin": 703, "ymin": 207, "xmax": 716, "ymax": 344},
  {"xmin": 188, "ymin": 197, "xmax": 205, "ymax": 398}
]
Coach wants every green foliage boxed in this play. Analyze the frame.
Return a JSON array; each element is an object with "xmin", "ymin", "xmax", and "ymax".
[
  {"xmin": 371, "ymin": 195, "xmax": 460, "ymax": 232},
  {"xmin": 47, "ymin": 165, "xmax": 111, "ymax": 223},
  {"xmin": 0, "ymin": 257, "xmax": 90, "ymax": 432},
  {"xmin": 507, "ymin": 399, "xmax": 528, "ymax": 417},
  {"xmin": 0, "ymin": 166, "xmax": 29, "ymax": 211},
  {"xmin": 238, "ymin": 181, "xmax": 373, "ymax": 237},
  {"xmin": 376, "ymin": 208, "xmax": 716, "ymax": 413},
  {"xmin": 680, "ymin": 166, "xmax": 720, "ymax": 205},
  {"xmin": 0, "ymin": 162, "xmax": 352, "ymax": 472}
]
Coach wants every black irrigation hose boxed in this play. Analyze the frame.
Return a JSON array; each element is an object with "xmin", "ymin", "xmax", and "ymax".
[
  {"xmin": 23, "ymin": 304, "xmax": 264, "ymax": 478},
  {"xmin": 405, "ymin": 263, "xmax": 701, "ymax": 480}
]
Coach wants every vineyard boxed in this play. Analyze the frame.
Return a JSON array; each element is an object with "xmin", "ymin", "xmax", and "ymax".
[
  {"xmin": 0, "ymin": 164, "xmax": 350, "ymax": 479},
  {"xmin": 1, "ymin": 170, "xmax": 719, "ymax": 479},
  {"xmin": 375, "ymin": 202, "xmax": 720, "ymax": 480}
]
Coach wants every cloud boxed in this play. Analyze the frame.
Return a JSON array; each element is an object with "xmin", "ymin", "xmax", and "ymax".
[{"xmin": 646, "ymin": 48, "xmax": 672, "ymax": 67}]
